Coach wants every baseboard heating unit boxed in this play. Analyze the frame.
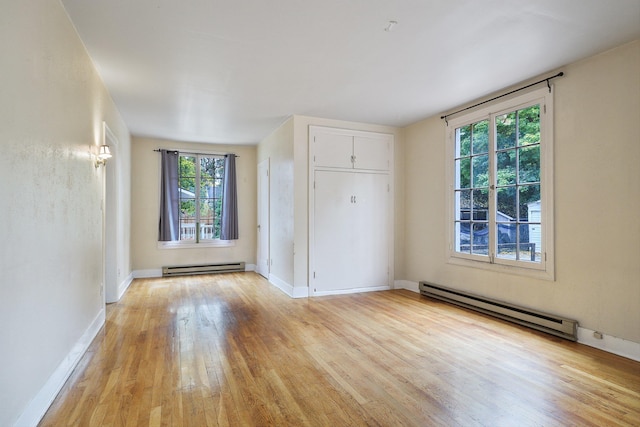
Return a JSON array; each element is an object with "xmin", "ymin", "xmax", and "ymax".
[
  {"xmin": 419, "ymin": 282, "xmax": 578, "ymax": 341},
  {"xmin": 162, "ymin": 262, "xmax": 245, "ymax": 277}
]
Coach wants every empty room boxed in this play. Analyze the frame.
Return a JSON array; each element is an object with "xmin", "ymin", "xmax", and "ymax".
[{"xmin": 1, "ymin": 1, "xmax": 639, "ymax": 426}]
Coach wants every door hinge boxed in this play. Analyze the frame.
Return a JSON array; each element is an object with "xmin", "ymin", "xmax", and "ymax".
[{"xmin": 313, "ymin": 271, "xmax": 316, "ymax": 278}]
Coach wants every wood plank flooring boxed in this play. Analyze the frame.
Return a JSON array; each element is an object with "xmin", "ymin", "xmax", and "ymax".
[{"xmin": 39, "ymin": 273, "xmax": 640, "ymax": 426}]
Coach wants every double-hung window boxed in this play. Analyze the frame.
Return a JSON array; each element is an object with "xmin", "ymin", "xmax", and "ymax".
[{"xmin": 447, "ymin": 87, "xmax": 554, "ymax": 279}]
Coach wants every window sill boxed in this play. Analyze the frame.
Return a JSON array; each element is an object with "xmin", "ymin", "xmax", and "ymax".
[
  {"xmin": 157, "ymin": 240, "xmax": 236, "ymax": 250},
  {"xmin": 447, "ymin": 254, "xmax": 554, "ymax": 281}
]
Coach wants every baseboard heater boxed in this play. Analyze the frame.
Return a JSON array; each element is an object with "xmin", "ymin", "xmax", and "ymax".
[
  {"xmin": 162, "ymin": 262, "xmax": 245, "ymax": 277},
  {"xmin": 419, "ymin": 282, "xmax": 578, "ymax": 341}
]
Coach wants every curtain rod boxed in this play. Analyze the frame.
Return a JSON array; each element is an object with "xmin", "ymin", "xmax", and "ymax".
[
  {"xmin": 441, "ymin": 71, "xmax": 564, "ymax": 125},
  {"xmin": 153, "ymin": 149, "xmax": 238, "ymax": 158}
]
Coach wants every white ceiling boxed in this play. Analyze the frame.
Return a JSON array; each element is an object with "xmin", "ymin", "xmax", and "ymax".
[{"xmin": 61, "ymin": 0, "xmax": 640, "ymax": 144}]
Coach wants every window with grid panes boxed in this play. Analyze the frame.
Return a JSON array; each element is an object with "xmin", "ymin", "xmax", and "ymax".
[{"xmin": 448, "ymin": 87, "xmax": 554, "ymax": 279}]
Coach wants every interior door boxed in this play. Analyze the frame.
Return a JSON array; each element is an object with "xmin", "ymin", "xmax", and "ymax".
[{"xmin": 257, "ymin": 159, "xmax": 270, "ymax": 278}]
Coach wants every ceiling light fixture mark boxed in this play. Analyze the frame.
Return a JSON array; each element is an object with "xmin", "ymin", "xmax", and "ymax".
[{"xmin": 384, "ymin": 21, "xmax": 398, "ymax": 32}]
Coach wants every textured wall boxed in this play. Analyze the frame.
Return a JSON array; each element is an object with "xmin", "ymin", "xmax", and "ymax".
[{"xmin": 0, "ymin": 1, "xmax": 130, "ymax": 425}]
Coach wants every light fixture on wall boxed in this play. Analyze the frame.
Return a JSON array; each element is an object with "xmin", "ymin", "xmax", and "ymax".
[{"xmin": 95, "ymin": 144, "xmax": 112, "ymax": 168}]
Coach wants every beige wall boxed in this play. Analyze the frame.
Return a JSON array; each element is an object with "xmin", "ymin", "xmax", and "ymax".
[
  {"xmin": 131, "ymin": 137, "xmax": 256, "ymax": 271},
  {"xmin": 403, "ymin": 40, "xmax": 640, "ymax": 343},
  {"xmin": 0, "ymin": 1, "xmax": 131, "ymax": 425}
]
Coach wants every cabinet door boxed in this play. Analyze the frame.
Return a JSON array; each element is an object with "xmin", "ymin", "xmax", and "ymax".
[
  {"xmin": 313, "ymin": 171, "xmax": 389, "ymax": 293},
  {"xmin": 312, "ymin": 130, "xmax": 353, "ymax": 169},
  {"xmin": 353, "ymin": 135, "xmax": 390, "ymax": 171},
  {"xmin": 313, "ymin": 170, "xmax": 356, "ymax": 291},
  {"xmin": 351, "ymin": 173, "xmax": 389, "ymax": 288}
]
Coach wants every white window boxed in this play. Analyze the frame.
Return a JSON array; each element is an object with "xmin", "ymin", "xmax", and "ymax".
[{"xmin": 447, "ymin": 87, "xmax": 554, "ymax": 279}]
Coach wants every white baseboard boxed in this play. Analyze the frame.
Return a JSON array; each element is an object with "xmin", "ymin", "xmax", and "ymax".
[
  {"xmin": 14, "ymin": 309, "xmax": 105, "ymax": 427},
  {"xmin": 268, "ymin": 274, "xmax": 294, "ymax": 297},
  {"xmin": 113, "ymin": 273, "xmax": 134, "ymax": 302},
  {"xmin": 394, "ymin": 280, "xmax": 420, "ymax": 292},
  {"xmin": 311, "ymin": 285, "xmax": 390, "ymax": 297},
  {"xmin": 133, "ymin": 269, "xmax": 162, "ymax": 278},
  {"xmin": 577, "ymin": 327, "xmax": 640, "ymax": 362},
  {"xmin": 292, "ymin": 285, "xmax": 309, "ymax": 298}
]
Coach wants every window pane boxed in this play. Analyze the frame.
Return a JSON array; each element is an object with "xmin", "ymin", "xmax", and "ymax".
[
  {"xmin": 179, "ymin": 156, "xmax": 196, "ymax": 193},
  {"xmin": 457, "ymin": 125, "xmax": 471, "ymax": 157},
  {"xmin": 496, "ymin": 150, "xmax": 516, "ymax": 186},
  {"xmin": 472, "ymin": 154, "xmax": 488, "ymax": 188},
  {"xmin": 472, "ymin": 189, "xmax": 488, "ymax": 220},
  {"xmin": 523, "ymin": 223, "xmax": 542, "ymax": 262},
  {"xmin": 497, "ymin": 186, "xmax": 517, "ymax": 220},
  {"xmin": 471, "ymin": 223, "xmax": 489, "ymax": 255},
  {"xmin": 496, "ymin": 223, "xmax": 517, "ymax": 259},
  {"xmin": 456, "ymin": 189, "xmax": 471, "ymax": 222},
  {"xmin": 496, "ymin": 112, "xmax": 516, "ymax": 150},
  {"xmin": 179, "ymin": 199, "xmax": 196, "ymax": 241},
  {"xmin": 518, "ymin": 105, "xmax": 540, "ymax": 147},
  {"xmin": 518, "ymin": 145, "xmax": 540, "ymax": 183},
  {"xmin": 455, "ymin": 222, "xmax": 471, "ymax": 253},
  {"xmin": 519, "ymin": 185, "xmax": 540, "ymax": 220},
  {"xmin": 456, "ymin": 158, "xmax": 471, "ymax": 189},
  {"xmin": 472, "ymin": 120, "xmax": 489, "ymax": 154}
]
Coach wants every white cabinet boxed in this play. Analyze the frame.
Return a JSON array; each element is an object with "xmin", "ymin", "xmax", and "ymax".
[
  {"xmin": 309, "ymin": 126, "xmax": 393, "ymax": 295},
  {"xmin": 311, "ymin": 126, "xmax": 391, "ymax": 171}
]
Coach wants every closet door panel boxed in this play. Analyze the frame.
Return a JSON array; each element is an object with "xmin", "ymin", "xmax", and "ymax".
[
  {"xmin": 312, "ymin": 131, "xmax": 353, "ymax": 169},
  {"xmin": 353, "ymin": 135, "xmax": 390, "ymax": 171},
  {"xmin": 352, "ymin": 173, "xmax": 389, "ymax": 287},
  {"xmin": 313, "ymin": 170, "xmax": 356, "ymax": 291}
]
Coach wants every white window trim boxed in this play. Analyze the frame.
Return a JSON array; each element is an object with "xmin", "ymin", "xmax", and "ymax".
[
  {"xmin": 157, "ymin": 240, "xmax": 236, "ymax": 249},
  {"xmin": 445, "ymin": 87, "xmax": 555, "ymax": 281}
]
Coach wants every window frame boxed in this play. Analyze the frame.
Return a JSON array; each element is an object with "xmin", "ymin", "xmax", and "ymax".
[
  {"xmin": 157, "ymin": 151, "xmax": 235, "ymax": 249},
  {"xmin": 446, "ymin": 87, "xmax": 554, "ymax": 280}
]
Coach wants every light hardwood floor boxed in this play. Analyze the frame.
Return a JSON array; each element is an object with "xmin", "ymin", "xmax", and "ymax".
[{"xmin": 39, "ymin": 273, "xmax": 640, "ymax": 426}]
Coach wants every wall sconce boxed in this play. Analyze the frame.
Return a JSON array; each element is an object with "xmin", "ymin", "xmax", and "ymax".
[{"xmin": 95, "ymin": 144, "xmax": 112, "ymax": 168}]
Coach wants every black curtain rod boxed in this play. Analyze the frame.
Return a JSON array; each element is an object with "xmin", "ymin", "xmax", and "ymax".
[
  {"xmin": 153, "ymin": 149, "xmax": 239, "ymax": 158},
  {"xmin": 441, "ymin": 71, "xmax": 564, "ymax": 124}
]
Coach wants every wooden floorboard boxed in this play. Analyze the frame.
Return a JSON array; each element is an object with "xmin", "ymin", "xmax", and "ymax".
[{"xmin": 39, "ymin": 272, "xmax": 640, "ymax": 426}]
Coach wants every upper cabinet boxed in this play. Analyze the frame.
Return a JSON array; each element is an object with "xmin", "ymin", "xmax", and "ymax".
[{"xmin": 310, "ymin": 126, "xmax": 392, "ymax": 171}]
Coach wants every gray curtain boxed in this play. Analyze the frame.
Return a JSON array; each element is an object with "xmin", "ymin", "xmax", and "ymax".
[
  {"xmin": 221, "ymin": 154, "xmax": 239, "ymax": 240},
  {"xmin": 159, "ymin": 150, "xmax": 179, "ymax": 241}
]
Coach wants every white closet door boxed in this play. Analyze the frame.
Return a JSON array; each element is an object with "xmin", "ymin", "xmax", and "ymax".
[
  {"xmin": 313, "ymin": 170, "xmax": 356, "ymax": 291},
  {"xmin": 312, "ymin": 131, "xmax": 353, "ymax": 169},
  {"xmin": 353, "ymin": 135, "xmax": 390, "ymax": 171},
  {"xmin": 313, "ymin": 170, "xmax": 389, "ymax": 293},
  {"xmin": 351, "ymin": 172, "xmax": 389, "ymax": 288}
]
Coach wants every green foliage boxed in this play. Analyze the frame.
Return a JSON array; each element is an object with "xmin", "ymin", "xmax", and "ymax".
[{"xmin": 456, "ymin": 105, "xmax": 541, "ymax": 219}]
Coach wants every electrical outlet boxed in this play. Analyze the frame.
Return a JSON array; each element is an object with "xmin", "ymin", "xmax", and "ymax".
[{"xmin": 593, "ymin": 331, "xmax": 603, "ymax": 339}]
